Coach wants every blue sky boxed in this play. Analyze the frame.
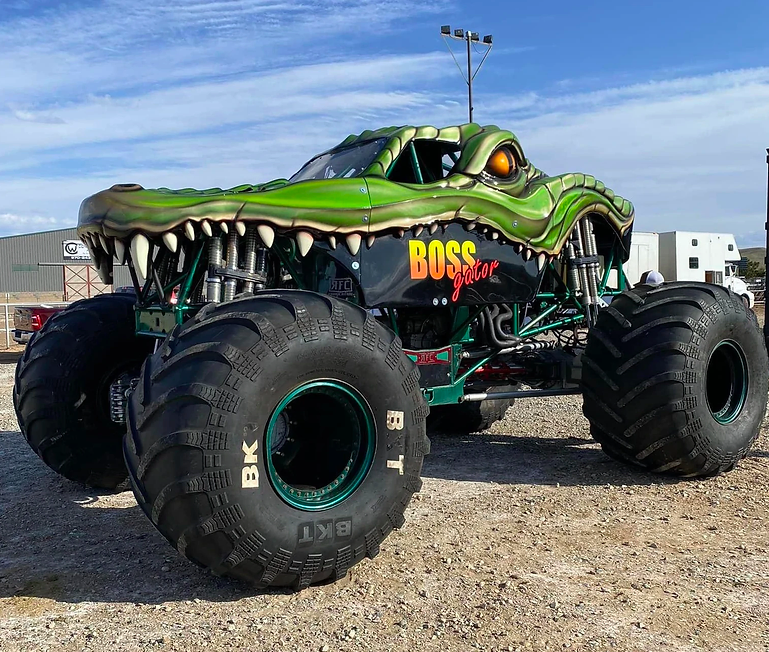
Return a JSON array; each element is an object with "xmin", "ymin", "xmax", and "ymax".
[{"xmin": 2, "ymin": 0, "xmax": 769, "ymax": 244}]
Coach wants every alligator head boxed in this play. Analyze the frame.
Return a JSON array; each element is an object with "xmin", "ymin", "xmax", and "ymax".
[{"xmin": 77, "ymin": 123, "xmax": 634, "ymax": 281}]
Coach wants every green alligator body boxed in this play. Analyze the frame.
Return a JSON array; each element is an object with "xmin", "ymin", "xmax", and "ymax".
[{"xmin": 77, "ymin": 123, "xmax": 633, "ymax": 279}]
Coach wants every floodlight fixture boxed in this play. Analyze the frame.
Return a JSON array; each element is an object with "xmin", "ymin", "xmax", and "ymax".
[{"xmin": 439, "ymin": 25, "xmax": 494, "ymax": 122}]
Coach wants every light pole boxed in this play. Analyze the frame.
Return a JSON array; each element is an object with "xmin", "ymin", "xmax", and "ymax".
[{"xmin": 440, "ymin": 25, "xmax": 493, "ymax": 123}]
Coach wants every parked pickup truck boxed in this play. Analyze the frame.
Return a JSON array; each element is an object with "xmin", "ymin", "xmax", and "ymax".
[{"xmin": 13, "ymin": 306, "xmax": 64, "ymax": 344}]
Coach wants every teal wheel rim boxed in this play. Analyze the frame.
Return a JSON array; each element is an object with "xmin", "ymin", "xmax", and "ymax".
[
  {"xmin": 706, "ymin": 340, "xmax": 748, "ymax": 425},
  {"xmin": 265, "ymin": 380, "xmax": 376, "ymax": 511}
]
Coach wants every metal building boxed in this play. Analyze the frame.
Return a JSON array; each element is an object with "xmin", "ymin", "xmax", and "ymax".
[{"xmin": 0, "ymin": 227, "xmax": 131, "ymax": 297}]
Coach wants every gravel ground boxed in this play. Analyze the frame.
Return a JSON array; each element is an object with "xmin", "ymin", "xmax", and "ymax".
[{"xmin": 1, "ymin": 358, "xmax": 768, "ymax": 652}]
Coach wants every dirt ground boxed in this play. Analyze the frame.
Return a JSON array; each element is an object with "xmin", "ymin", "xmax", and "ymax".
[{"xmin": 1, "ymin": 350, "xmax": 768, "ymax": 651}]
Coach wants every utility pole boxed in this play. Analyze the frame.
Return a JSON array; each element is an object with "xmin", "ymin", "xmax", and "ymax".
[
  {"xmin": 441, "ymin": 25, "xmax": 493, "ymax": 123},
  {"xmin": 764, "ymin": 148, "xmax": 769, "ymax": 347}
]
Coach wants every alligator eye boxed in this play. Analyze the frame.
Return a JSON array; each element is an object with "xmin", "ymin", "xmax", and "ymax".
[{"xmin": 485, "ymin": 147, "xmax": 517, "ymax": 178}]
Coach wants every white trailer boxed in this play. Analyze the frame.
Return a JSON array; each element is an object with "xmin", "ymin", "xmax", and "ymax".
[
  {"xmin": 658, "ymin": 231, "xmax": 740, "ymax": 285},
  {"xmin": 614, "ymin": 230, "xmax": 753, "ymax": 306},
  {"xmin": 621, "ymin": 231, "xmax": 659, "ymax": 286}
]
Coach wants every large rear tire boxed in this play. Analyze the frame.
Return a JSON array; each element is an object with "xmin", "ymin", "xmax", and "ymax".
[
  {"xmin": 124, "ymin": 291, "xmax": 429, "ymax": 589},
  {"xmin": 582, "ymin": 282, "xmax": 768, "ymax": 477},
  {"xmin": 13, "ymin": 294, "xmax": 154, "ymax": 488}
]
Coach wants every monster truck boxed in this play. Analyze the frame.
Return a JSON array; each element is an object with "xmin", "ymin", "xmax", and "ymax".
[{"xmin": 14, "ymin": 123, "xmax": 767, "ymax": 589}]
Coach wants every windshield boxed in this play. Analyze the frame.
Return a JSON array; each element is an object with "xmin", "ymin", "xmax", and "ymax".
[{"xmin": 289, "ymin": 138, "xmax": 387, "ymax": 183}]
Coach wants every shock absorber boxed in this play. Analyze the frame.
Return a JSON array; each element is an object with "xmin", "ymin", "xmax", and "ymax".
[
  {"xmin": 242, "ymin": 226, "xmax": 258, "ymax": 294},
  {"xmin": 223, "ymin": 230, "xmax": 239, "ymax": 302},
  {"xmin": 572, "ymin": 224, "xmax": 592, "ymax": 304},
  {"xmin": 206, "ymin": 235, "xmax": 223, "ymax": 302},
  {"xmin": 565, "ymin": 241, "xmax": 581, "ymax": 294},
  {"xmin": 254, "ymin": 248, "xmax": 268, "ymax": 290},
  {"xmin": 580, "ymin": 217, "xmax": 601, "ymax": 306}
]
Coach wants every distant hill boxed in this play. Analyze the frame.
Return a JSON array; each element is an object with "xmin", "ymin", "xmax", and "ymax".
[{"xmin": 741, "ymin": 247, "xmax": 766, "ymax": 264}]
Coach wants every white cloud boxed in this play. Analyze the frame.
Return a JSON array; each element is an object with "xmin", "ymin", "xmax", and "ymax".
[
  {"xmin": 0, "ymin": 1, "xmax": 767, "ymax": 248},
  {"xmin": 0, "ymin": 213, "xmax": 67, "ymax": 229}
]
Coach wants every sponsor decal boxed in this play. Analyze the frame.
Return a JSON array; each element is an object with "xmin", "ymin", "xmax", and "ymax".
[
  {"xmin": 329, "ymin": 276, "xmax": 355, "ymax": 298},
  {"xmin": 407, "ymin": 239, "xmax": 499, "ymax": 302},
  {"xmin": 405, "ymin": 347, "xmax": 452, "ymax": 366}
]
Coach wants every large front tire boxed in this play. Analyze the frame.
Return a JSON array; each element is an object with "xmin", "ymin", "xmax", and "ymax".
[
  {"xmin": 13, "ymin": 294, "xmax": 154, "ymax": 488},
  {"xmin": 582, "ymin": 282, "xmax": 768, "ymax": 477},
  {"xmin": 124, "ymin": 291, "xmax": 429, "ymax": 589}
]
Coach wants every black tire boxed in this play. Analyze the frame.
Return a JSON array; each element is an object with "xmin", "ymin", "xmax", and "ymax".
[
  {"xmin": 124, "ymin": 290, "xmax": 429, "ymax": 589},
  {"xmin": 13, "ymin": 294, "xmax": 155, "ymax": 488},
  {"xmin": 582, "ymin": 282, "xmax": 768, "ymax": 477},
  {"xmin": 428, "ymin": 384, "xmax": 515, "ymax": 433}
]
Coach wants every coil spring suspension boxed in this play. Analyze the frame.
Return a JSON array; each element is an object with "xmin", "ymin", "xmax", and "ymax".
[
  {"xmin": 205, "ymin": 227, "xmax": 270, "ymax": 302},
  {"xmin": 566, "ymin": 217, "xmax": 602, "ymax": 325}
]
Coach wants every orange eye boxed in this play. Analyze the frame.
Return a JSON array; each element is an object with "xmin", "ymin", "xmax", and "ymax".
[{"xmin": 485, "ymin": 148, "xmax": 516, "ymax": 178}]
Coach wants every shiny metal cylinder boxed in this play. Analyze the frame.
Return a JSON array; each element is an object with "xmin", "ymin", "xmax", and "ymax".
[
  {"xmin": 254, "ymin": 249, "xmax": 268, "ymax": 290},
  {"xmin": 581, "ymin": 219, "xmax": 601, "ymax": 304},
  {"xmin": 206, "ymin": 236, "xmax": 223, "ymax": 302},
  {"xmin": 242, "ymin": 226, "xmax": 258, "ymax": 293},
  {"xmin": 566, "ymin": 242, "xmax": 581, "ymax": 293},
  {"xmin": 573, "ymin": 226, "xmax": 592, "ymax": 303},
  {"xmin": 223, "ymin": 231, "xmax": 239, "ymax": 302}
]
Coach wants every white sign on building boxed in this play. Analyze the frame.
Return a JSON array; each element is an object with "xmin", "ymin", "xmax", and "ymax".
[{"xmin": 62, "ymin": 240, "xmax": 91, "ymax": 261}]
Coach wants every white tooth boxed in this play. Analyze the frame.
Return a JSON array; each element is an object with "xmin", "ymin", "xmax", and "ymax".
[
  {"xmin": 345, "ymin": 233, "xmax": 362, "ymax": 256},
  {"xmin": 327, "ymin": 235, "xmax": 337, "ymax": 250},
  {"xmin": 114, "ymin": 239, "xmax": 126, "ymax": 263},
  {"xmin": 220, "ymin": 222, "xmax": 228, "ymax": 234},
  {"xmin": 466, "ymin": 222, "xmax": 476, "ymax": 231},
  {"xmin": 491, "ymin": 232, "xmax": 499, "ymax": 240},
  {"xmin": 201, "ymin": 221, "xmax": 212, "ymax": 237},
  {"xmin": 130, "ymin": 233, "xmax": 150, "ymax": 282},
  {"xmin": 98, "ymin": 233, "xmax": 111, "ymax": 253},
  {"xmin": 537, "ymin": 253, "xmax": 546, "ymax": 271},
  {"xmin": 257, "ymin": 224, "xmax": 275, "ymax": 248},
  {"xmin": 429, "ymin": 223, "xmax": 438, "ymax": 235},
  {"xmin": 524, "ymin": 248, "xmax": 532, "ymax": 261},
  {"xmin": 395, "ymin": 229, "xmax": 404, "ymax": 238},
  {"xmin": 162, "ymin": 232, "xmax": 178, "ymax": 253},
  {"xmin": 295, "ymin": 231, "xmax": 314, "ymax": 257},
  {"xmin": 235, "ymin": 221, "xmax": 246, "ymax": 236},
  {"xmin": 514, "ymin": 243, "xmax": 522, "ymax": 254},
  {"xmin": 184, "ymin": 222, "xmax": 195, "ymax": 241},
  {"xmin": 366, "ymin": 235, "xmax": 376, "ymax": 248},
  {"xmin": 413, "ymin": 226, "xmax": 424, "ymax": 237}
]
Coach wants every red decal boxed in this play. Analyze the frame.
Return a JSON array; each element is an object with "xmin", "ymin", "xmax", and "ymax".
[
  {"xmin": 408, "ymin": 349, "xmax": 451, "ymax": 365},
  {"xmin": 452, "ymin": 260, "xmax": 500, "ymax": 302}
]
